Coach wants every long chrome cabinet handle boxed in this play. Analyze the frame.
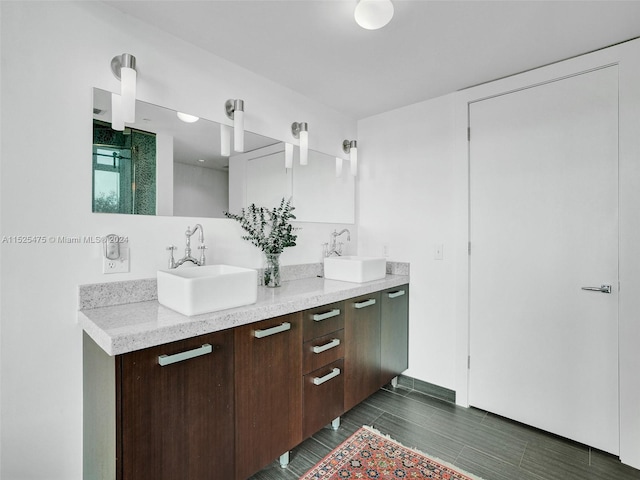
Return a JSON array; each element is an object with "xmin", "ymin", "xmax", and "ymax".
[
  {"xmin": 354, "ymin": 298, "xmax": 376, "ymax": 309},
  {"xmin": 312, "ymin": 309, "xmax": 341, "ymax": 321},
  {"xmin": 312, "ymin": 338, "xmax": 341, "ymax": 354},
  {"xmin": 581, "ymin": 285, "xmax": 612, "ymax": 294},
  {"xmin": 158, "ymin": 344, "xmax": 212, "ymax": 366},
  {"xmin": 254, "ymin": 322, "xmax": 291, "ymax": 338},
  {"xmin": 313, "ymin": 367, "xmax": 341, "ymax": 386},
  {"xmin": 388, "ymin": 290, "xmax": 405, "ymax": 299}
]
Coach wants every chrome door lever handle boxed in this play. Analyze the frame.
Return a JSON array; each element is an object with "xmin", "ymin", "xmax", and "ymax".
[{"xmin": 581, "ymin": 285, "xmax": 612, "ymax": 294}]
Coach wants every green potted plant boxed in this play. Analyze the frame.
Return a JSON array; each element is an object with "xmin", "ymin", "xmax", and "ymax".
[{"xmin": 224, "ymin": 197, "xmax": 297, "ymax": 287}]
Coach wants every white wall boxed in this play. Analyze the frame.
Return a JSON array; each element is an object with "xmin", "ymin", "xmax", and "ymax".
[
  {"xmin": 0, "ymin": 2, "xmax": 356, "ymax": 479},
  {"xmin": 358, "ymin": 39, "xmax": 640, "ymax": 468},
  {"xmin": 357, "ymin": 94, "xmax": 456, "ymax": 388},
  {"xmin": 173, "ymin": 163, "xmax": 228, "ymax": 218}
]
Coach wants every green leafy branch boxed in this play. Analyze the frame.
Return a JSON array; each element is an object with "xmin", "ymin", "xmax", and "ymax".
[{"xmin": 224, "ymin": 197, "xmax": 297, "ymax": 254}]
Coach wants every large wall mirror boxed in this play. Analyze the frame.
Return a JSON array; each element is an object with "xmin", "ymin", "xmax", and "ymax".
[{"xmin": 92, "ymin": 88, "xmax": 355, "ymax": 223}]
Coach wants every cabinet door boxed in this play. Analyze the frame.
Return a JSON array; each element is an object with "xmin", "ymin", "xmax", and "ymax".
[
  {"xmin": 344, "ymin": 292, "xmax": 381, "ymax": 411},
  {"xmin": 234, "ymin": 313, "xmax": 302, "ymax": 480},
  {"xmin": 117, "ymin": 330, "xmax": 234, "ymax": 480},
  {"xmin": 303, "ymin": 359, "xmax": 344, "ymax": 438},
  {"xmin": 380, "ymin": 284, "xmax": 409, "ymax": 386}
]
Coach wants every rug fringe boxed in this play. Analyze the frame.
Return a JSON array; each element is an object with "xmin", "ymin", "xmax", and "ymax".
[{"xmin": 362, "ymin": 425, "xmax": 487, "ymax": 480}]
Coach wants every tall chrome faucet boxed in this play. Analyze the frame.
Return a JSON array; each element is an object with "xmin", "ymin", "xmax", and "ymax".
[
  {"xmin": 167, "ymin": 224, "xmax": 207, "ymax": 268},
  {"xmin": 323, "ymin": 228, "xmax": 351, "ymax": 257}
]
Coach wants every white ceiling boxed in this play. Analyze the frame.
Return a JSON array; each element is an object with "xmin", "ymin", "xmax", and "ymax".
[{"xmin": 104, "ymin": 0, "xmax": 640, "ymax": 120}]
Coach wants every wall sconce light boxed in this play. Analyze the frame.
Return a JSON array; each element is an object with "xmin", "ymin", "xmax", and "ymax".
[
  {"xmin": 343, "ymin": 140, "xmax": 358, "ymax": 176},
  {"xmin": 225, "ymin": 99, "xmax": 245, "ymax": 152},
  {"xmin": 110, "ymin": 53, "xmax": 137, "ymax": 123},
  {"xmin": 220, "ymin": 124, "xmax": 231, "ymax": 157},
  {"xmin": 285, "ymin": 143, "xmax": 294, "ymax": 169},
  {"xmin": 354, "ymin": 0, "xmax": 394, "ymax": 30},
  {"xmin": 291, "ymin": 122, "xmax": 309, "ymax": 165}
]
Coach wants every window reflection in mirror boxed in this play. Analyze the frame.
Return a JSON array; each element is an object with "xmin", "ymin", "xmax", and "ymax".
[{"xmin": 92, "ymin": 120, "xmax": 156, "ymax": 214}]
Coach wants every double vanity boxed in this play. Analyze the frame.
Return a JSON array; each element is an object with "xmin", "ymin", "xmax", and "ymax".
[{"xmin": 81, "ymin": 259, "xmax": 409, "ymax": 480}]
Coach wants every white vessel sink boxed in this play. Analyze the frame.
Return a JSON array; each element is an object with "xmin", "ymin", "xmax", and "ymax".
[
  {"xmin": 157, "ymin": 265, "xmax": 258, "ymax": 316},
  {"xmin": 323, "ymin": 256, "xmax": 387, "ymax": 283}
]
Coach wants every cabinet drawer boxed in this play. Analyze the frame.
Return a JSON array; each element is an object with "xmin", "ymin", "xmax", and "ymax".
[
  {"xmin": 303, "ymin": 359, "xmax": 344, "ymax": 438},
  {"xmin": 303, "ymin": 330, "xmax": 344, "ymax": 374},
  {"xmin": 303, "ymin": 301, "xmax": 345, "ymax": 341}
]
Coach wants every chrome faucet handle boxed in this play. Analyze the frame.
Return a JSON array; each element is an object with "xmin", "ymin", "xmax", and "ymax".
[
  {"xmin": 166, "ymin": 245, "xmax": 177, "ymax": 269},
  {"xmin": 197, "ymin": 244, "xmax": 207, "ymax": 266}
]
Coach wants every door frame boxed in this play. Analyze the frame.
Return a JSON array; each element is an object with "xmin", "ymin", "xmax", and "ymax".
[{"xmin": 452, "ymin": 39, "xmax": 640, "ymax": 468}]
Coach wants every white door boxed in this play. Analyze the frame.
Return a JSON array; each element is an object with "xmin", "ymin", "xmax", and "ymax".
[{"xmin": 469, "ymin": 66, "xmax": 619, "ymax": 454}]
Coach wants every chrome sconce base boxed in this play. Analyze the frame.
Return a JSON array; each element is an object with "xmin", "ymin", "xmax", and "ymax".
[
  {"xmin": 110, "ymin": 53, "xmax": 137, "ymax": 80},
  {"xmin": 225, "ymin": 99, "xmax": 244, "ymax": 119},
  {"xmin": 291, "ymin": 122, "xmax": 308, "ymax": 138}
]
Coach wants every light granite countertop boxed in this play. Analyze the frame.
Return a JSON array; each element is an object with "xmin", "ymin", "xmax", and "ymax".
[{"xmin": 79, "ymin": 274, "xmax": 409, "ymax": 356}]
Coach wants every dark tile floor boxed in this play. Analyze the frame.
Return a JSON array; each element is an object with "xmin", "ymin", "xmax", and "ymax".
[{"xmin": 250, "ymin": 384, "xmax": 640, "ymax": 480}]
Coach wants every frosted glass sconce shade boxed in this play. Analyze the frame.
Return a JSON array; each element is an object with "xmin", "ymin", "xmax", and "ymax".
[
  {"xmin": 285, "ymin": 143, "xmax": 294, "ymax": 169},
  {"xmin": 111, "ymin": 93, "xmax": 124, "ymax": 131},
  {"xmin": 111, "ymin": 53, "xmax": 137, "ymax": 123},
  {"xmin": 225, "ymin": 99, "xmax": 245, "ymax": 152},
  {"xmin": 354, "ymin": 0, "xmax": 394, "ymax": 30},
  {"xmin": 343, "ymin": 140, "xmax": 358, "ymax": 176},
  {"xmin": 291, "ymin": 122, "xmax": 309, "ymax": 165},
  {"xmin": 220, "ymin": 124, "xmax": 231, "ymax": 157}
]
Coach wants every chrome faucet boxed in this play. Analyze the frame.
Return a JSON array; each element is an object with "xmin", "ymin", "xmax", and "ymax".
[
  {"xmin": 167, "ymin": 224, "xmax": 206, "ymax": 268},
  {"xmin": 323, "ymin": 228, "xmax": 351, "ymax": 257}
]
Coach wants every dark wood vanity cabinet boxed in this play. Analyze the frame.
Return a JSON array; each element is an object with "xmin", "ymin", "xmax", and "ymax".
[
  {"xmin": 380, "ymin": 284, "xmax": 409, "ymax": 386},
  {"xmin": 344, "ymin": 292, "xmax": 382, "ymax": 411},
  {"xmin": 116, "ymin": 329, "xmax": 235, "ymax": 480},
  {"xmin": 302, "ymin": 302, "xmax": 345, "ymax": 438},
  {"xmin": 234, "ymin": 313, "xmax": 303, "ymax": 480},
  {"xmin": 87, "ymin": 283, "xmax": 409, "ymax": 480}
]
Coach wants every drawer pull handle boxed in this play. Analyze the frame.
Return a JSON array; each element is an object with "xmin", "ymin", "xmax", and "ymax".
[
  {"xmin": 254, "ymin": 322, "xmax": 291, "ymax": 339},
  {"xmin": 388, "ymin": 290, "xmax": 406, "ymax": 299},
  {"xmin": 158, "ymin": 344, "xmax": 212, "ymax": 366},
  {"xmin": 313, "ymin": 308, "xmax": 341, "ymax": 321},
  {"xmin": 312, "ymin": 338, "xmax": 341, "ymax": 354},
  {"xmin": 313, "ymin": 367, "xmax": 341, "ymax": 386},
  {"xmin": 354, "ymin": 299, "xmax": 376, "ymax": 309}
]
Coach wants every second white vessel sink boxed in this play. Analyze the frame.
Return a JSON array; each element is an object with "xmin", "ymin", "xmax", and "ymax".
[
  {"xmin": 324, "ymin": 256, "xmax": 386, "ymax": 283},
  {"xmin": 157, "ymin": 264, "xmax": 258, "ymax": 316}
]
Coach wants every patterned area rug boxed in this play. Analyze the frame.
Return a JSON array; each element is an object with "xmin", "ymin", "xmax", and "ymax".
[{"xmin": 300, "ymin": 426, "xmax": 485, "ymax": 479}]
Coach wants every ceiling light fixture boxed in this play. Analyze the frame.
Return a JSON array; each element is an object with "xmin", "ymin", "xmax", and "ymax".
[
  {"xmin": 291, "ymin": 122, "xmax": 309, "ymax": 165},
  {"xmin": 343, "ymin": 140, "xmax": 358, "ymax": 176},
  {"xmin": 354, "ymin": 0, "xmax": 394, "ymax": 30},
  {"xmin": 110, "ymin": 53, "xmax": 137, "ymax": 123},
  {"xmin": 225, "ymin": 99, "xmax": 245, "ymax": 152},
  {"xmin": 176, "ymin": 112, "xmax": 200, "ymax": 123}
]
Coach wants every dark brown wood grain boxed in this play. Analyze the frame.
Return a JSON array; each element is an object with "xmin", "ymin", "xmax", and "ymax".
[
  {"xmin": 344, "ymin": 292, "xmax": 381, "ymax": 412},
  {"xmin": 117, "ymin": 329, "xmax": 235, "ymax": 480},
  {"xmin": 234, "ymin": 313, "xmax": 302, "ymax": 480},
  {"xmin": 303, "ymin": 359, "xmax": 344, "ymax": 438},
  {"xmin": 380, "ymin": 284, "xmax": 409, "ymax": 386}
]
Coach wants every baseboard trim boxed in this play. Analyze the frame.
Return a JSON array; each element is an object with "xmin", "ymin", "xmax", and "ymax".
[{"xmin": 397, "ymin": 375, "xmax": 456, "ymax": 403}]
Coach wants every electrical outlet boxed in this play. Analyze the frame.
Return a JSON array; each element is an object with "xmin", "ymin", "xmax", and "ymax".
[
  {"xmin": 434, "ymin": 244, "xmax": 444, "ymax": 260},
  {"xmin": 103, "ymin": 248, "xmax": 130, "ymax": 274}
]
